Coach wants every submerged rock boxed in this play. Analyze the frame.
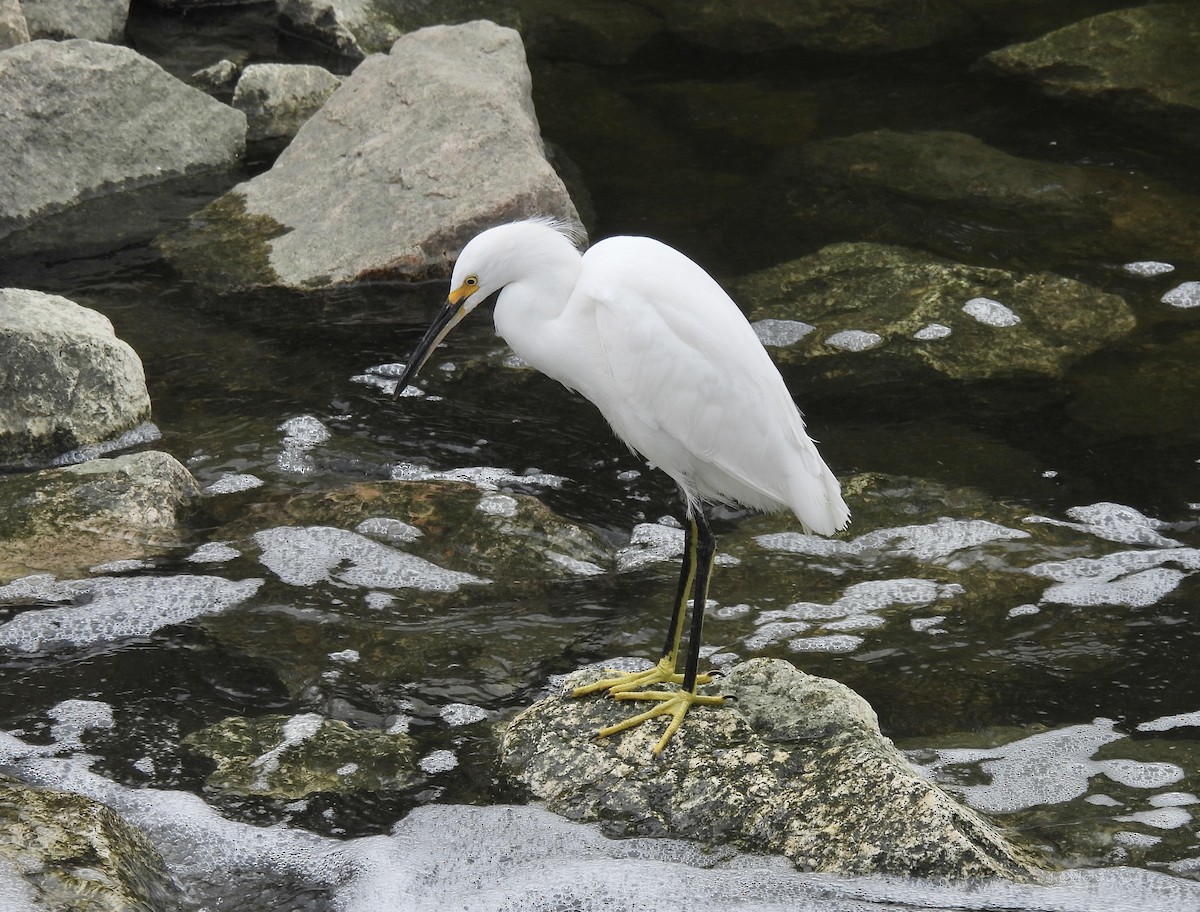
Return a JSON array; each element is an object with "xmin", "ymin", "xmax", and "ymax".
[
  {"xmin": 770, "ymin": 129, "xmax": 1200, "ymax": 267},
  {"xmin": 501, "ymin": 658, "xmax": 1048, "ymax": 879},
  {"xmin": 184, "ymin": 713, "xmax": 418, "ymax": 799},
  {"xmin": 639, "ymin": 0, "xmax": 975, "ymax": 54},
  {"xmin": 159, "ymin": 21, "xmax": 581, "ymax": 291},
  {"xmin": 232, "ymin": 62, "xmax": 342, "ymax": 142},
  {"xmin": 979, "ymin": 3, "xmax": 1200, "ymax": 148},
  {"xmin": 735, "ymin": 241, "xmax": 1135, "ymax": 380},
  {"xmin": 0, "ymin": 288, "xmax": 151, "ymax": 467},
  {"xmin": 212, "ymin": 478, "xmax": 611, "ymax": 583},
  {"xmin": 0, "ymin": 451, "xmax": 201, "ymax": 582},
  {"xmin": 0, "ymin": 39, "xmax": 245, "ymax": 239},
  {"xmin": 0, "ymin": 775, "xmax": 183, "ymax": 911}
]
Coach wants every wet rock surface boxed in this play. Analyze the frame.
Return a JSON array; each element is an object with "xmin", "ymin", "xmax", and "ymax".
[
  {"xmin": 0, "ymin": 451, "xmax": 201, "ymax": 582},
  {"xmin": 0, "ymin": 775, "xmax": 182, "ymax": 912},
  {"xmin": 159, "ymin": 21, "xmax": 581, "ymax": 291},
  {"xmin": 184, "ymin": 713, "xmax": 419, "ymax": 799},
  {"xmin": 771, "ymin": 129, "xmax": 1200, "ymax": 267},
  {"xmin": 0, "ymin": 39, "xmax": 246, "ymax": 238},
  {"xmin": 0, "ymin": 289, "xmax": 151, "ymax": 468},
  {"xmin": 979, "ymin": 3, "xmax": 1200, "ymax": 148},
  {"xmin": 232, "ymin": 62, "xmax": 342, "ymax": 142},
  {"xmin": 21, "ymin": 0, "xmax": 130, "ymax": 43},
  {"xmin": 210, "ymin": 479, "xmax": 611, "ymax": 583},
  {"xmin": 736, "ymin": 241, "xmax": 1136, "ymax": 380},
  {"xmin": 0, "ymin": 0, "xmax": 28, "ymax": 48},
  {"xmin": 501, "ymin": 658, "xmax": 1048, "ymax": 879}
]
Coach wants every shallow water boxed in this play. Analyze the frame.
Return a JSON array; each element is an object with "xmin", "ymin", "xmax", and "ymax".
[{"xmin": 3, "ymin": 2, "xmax": 1200, "ymax": 909}]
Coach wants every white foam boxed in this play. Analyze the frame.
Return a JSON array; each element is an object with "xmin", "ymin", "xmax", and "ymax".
[
  {"xmin": 1162, "ymin": 281, "xmax": 1200, "ymax": 308},
  {"xmin": 47, "ymin": 699, "xmax": 114, "ymax": 751},
  {"xmin": 825, "ymin": 329, "xmax": 883, "ymax": 351},
  {"xmin": 188, "ymin": 542, "xmax": 242, "ymax": 563},
  {"xmin": 89, "ymin": 558, "xmax": 153, "ymax": 574},
  {"xmin": 254, "ymin": 526, "xmax": 485, "ymax": 591},
  {"xmin": 1114, "ymin": 830, "xmax": 1161, "ymax": 848},
  {"xmin": 1123, "ymin": 261, "xmax": 1175, "ymax": 276},
  {"xmin": 277, "ymin": 415, "xmax": 331, "ymax": 474},
  {"xmin": 913, "ymin": 322, "xmax": 952, "ymax": 340},
  {"xmin": 911, "ymin": 616, "xmax": 946, "ymax": 632},
  {"xmin": 389, "ymin": 462, "xmax": 566, "ymax": 491},
  {"xmin": 1150, "ymin": 792, "xmax": 1198, "ymax": 807},
  {"xmin": 439, "ymin": 703, "xmax": 488, "ymax": 727},
  {"xmin": 1116, "ymin": 808, "xmax": 1192, "ymax": 830},
  {"xmin": 752, "ymin": 319, "xmax": 816, "ymax": 347},
  {"xmin": 0, "ymin": 858, "xmax": 37, "ymax": 912},
  {"xmin": 789, "ymin": 634, "xmax": 863, "ymax": 653},
  {"xmin": 1026, "ymin": 548, "xmax": 1200, "ymax": 608},
  {"xmin": 205, "ymin": 472, "xmax": 265, "ymax": 494},
  {"xmin": 49, "ymin": 421, "xmax": 162, "ymax": 467},
  {"xmin": 4, "ymin": 742, "xmax": 1200, "ymax": 912},
  {"xmin": 757, "ymin": 517, "xmax": 1029, "ymax": 564},
  {"xmin": 477, "ymin": 494, "xmax": 519, "ymax": 517},
  {"xmin": 418, "ymin": 750, "xmax": 459, "ymax": 774},
  {"xmin": 251, "ymin": 713, "xmax": 325, "ymax": 788},
  {"xmin": 963, "ymin": 297, "xmax": 1020, "ymax": 326},
  {"xmin": 922, "ymin": 719, "xmax": 1183, "ymax": 814},
  {"xmin": 0, "ymin": 575, "xmax": 263, "ymax": 653},
  {"xmin": 1138, "ymin": 710, "xmax": 1200, "ymax": 733},
  {"xmin": 1039, "ymin": 567, "xmax": 1188, "ymax": 608},
  {"xmin": 355, "ymin": 517, "xmax": 423, "ymax": 544},
  {"xmin": 1026, "ymin": 502, "xmax": 1183, "ymax": 547}
]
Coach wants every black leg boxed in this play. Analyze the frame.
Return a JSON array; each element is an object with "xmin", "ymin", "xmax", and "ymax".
[
  {"xmin": 681, "ymin": 510, "xmax": 716, "ymax": 692},
  {"xmin": 658, "ymin": 512, "xmax": 697, "ymax": 669}
]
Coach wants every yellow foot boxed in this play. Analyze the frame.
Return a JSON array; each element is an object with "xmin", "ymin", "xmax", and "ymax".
[
  {"xmin": 599, "ymin": 688, "xmax": 725, "ymax": 756},
  {"xmin": 571, "ymin": 657, "xmax": 712, "ymax": 699}
]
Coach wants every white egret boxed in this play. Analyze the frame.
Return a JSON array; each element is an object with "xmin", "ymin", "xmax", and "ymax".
[{"xmin": 394, "ymin": 218, "xmax": 849, "ymax": 755}]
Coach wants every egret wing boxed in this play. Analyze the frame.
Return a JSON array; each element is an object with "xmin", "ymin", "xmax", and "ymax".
[{"xmin": 574, "ymin": 236, "xmax": 846, "ymax": 532}]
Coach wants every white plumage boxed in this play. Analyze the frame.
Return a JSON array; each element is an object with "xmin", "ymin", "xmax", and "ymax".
[{"xmin": 394, "ymin": 218, "xmax": 849, "ymax": 755}]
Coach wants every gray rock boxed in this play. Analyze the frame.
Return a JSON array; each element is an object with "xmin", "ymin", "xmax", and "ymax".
[
  {"xmin": 21, "ymin": 0, "xmax": 130, "ymax": 43},
  {"xmin": 501, "ymin": 658, "xmax": 1047, "ymax": 879},
  {"xmin": 183, "ymin": 713, "xmax": 419, "ymax": 798},
  {"xmin": 772, "ymin": 129, "xmax": 1200, "ymax": 266},
  {"xmin": 0, "ymin": 39, "xmax": 246, "ymax": 239},
  {"xmin": 159, "ymin": 21, "xmax": 581, "ymax": 290},
  {"xmin": 979, "ymin": 3, "xmax": 1200, "ymax": 148},
  {"xmin": 232, "ymin": 62, "xmax": 342, "ymax": 142},
  {"xmin": 191, "ymin": 57, "xmax": 241, "ymax": 93},
  {"xmin": 276, "ymin": 0, "xmax": 402, "ymax": 58},
  {"xmin": 0, "ymin": 775, "xmax": 183, "ymax": 912},
  {"xmin": 0, "ymin": 0, "xmax": 28, "ymax": 49},
  {"xmin": 0, "ymin": 450, "xmax": 201, "ymax": 582},
  {"xmin": 735, "ymin": 241, "xmax": 1136, "ymax": 380},
  {"xmin": 0, "ymin": 288, "xmax": 151, "ymax": 466}
]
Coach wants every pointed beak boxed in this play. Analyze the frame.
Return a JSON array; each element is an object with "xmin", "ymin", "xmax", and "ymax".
[{"xmin": 393, "ymin": 287, "xmax": 474, "ymax": 398}]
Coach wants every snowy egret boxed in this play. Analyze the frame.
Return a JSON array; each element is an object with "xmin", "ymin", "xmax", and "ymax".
[{"xmin": 394, "ymin": 218, "xmax": 849, "ymax": 755}]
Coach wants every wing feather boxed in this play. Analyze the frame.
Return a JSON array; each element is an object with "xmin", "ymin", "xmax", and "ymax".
[{"xmin": 569, "ymin": 236, "xmax": 848, "ymax": 533}]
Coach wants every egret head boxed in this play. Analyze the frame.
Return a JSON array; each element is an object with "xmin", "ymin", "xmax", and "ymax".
[{"xmin": 392, "ymin": 219, "xmax": 583, "ymax": 397}]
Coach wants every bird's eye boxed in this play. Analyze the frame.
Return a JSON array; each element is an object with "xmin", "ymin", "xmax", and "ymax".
[{"xmin": 464, "ymin": 275, "xmax": 478, "ymax": 287}]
